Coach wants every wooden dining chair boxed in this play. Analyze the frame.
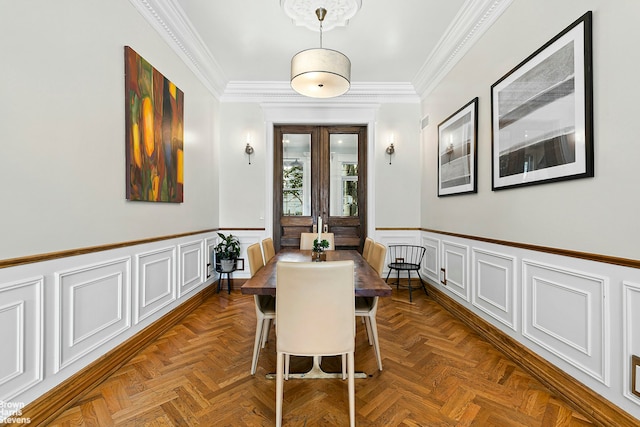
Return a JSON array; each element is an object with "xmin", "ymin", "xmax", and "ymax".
[
  {"xmin": 261, "ymin": 237, "xmax": 276, "ymax": 263},
  {"xmin": 275, "ymin": 260, "xmax": 356, "ymax": 427},
  {"xmin": 247, "ymin": 243, "xmax": 276, "ymax": 375},
  {"xmin": 362, "ymin": 236, "xmax": 374, "ymax": 263},
  {"xmin": 356, "ymin": 242, "xmax": 386, "ymax": 371},
  {"xmin": 299, "ymin": 232, "xmax": 335, "ymax": 250}
]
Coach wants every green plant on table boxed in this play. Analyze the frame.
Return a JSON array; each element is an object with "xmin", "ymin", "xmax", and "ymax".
[{"xmin": 313, "ymin": 238, "xmax": 329, "ymax": 252}]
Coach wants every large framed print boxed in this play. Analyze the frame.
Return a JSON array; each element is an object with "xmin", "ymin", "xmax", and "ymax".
[
  {"xmin": 438, "ymin": 97, "xmax": 478, "ymax": 196},
  {"xmin": 491, "ymin": 11, "xmax": 593, "ymax": 190}
]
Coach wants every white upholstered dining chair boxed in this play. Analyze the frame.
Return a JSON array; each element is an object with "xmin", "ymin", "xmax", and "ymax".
[
  {"xmin": 362, "ymin": 236, "xmax": 374, "ymax": 263},
  {"xmin": 355, "ymin": 241, "xmax": 386, "ymax": 371},
  {"xmin": 261, "ymin": 237, "xmax": 275, "ymax": 264},
  {"xmin": 275, "ymin": 260, "xmax": 356, "ymax": 427},
  {"xmin": 299, "ymin": 232, "xmax": 335, "ymax": 250},
  {"xmin": 247, "ymin": 243, "xmax": 276, "ymax": 375}
]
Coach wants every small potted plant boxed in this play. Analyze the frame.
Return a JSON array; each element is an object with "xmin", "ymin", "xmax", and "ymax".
[
  {"xmin": 312, "ymin": 238, "xmax": 329, "ymax": 262},
  {"xmin": 214, "ymin": 232, "xmax": 241, "ymax": 272}
]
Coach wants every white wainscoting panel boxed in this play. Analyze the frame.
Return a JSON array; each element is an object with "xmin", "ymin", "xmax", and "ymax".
[
  {"xmin": 421, "ymin": 236, "xmax": 440, "ymax": 283},
  {"xmin": 623, "ymin": 281, "xmax": 640, "ymax": 403},
  {"xmin": 205, "ymin": 237, "xmax": 217, "ymax": 279},
  {"xmin": 135, "ymin": 247, "xmax": 176, "ymax": 324},
  {"xmin": 0, "ymin": 277, "xmax": 43, "ymax": 401},
  {"xmin": 441, "ymin": 240, "xmax": 470, "ymax": 301},
  {"xmin": 523, "ymin": 259, "xmax": 609, "ymax": 385},
  {"xmin": 178, "ymin": 240, "xmax": 205, "ymax": 297},
  {"xmin": 55, "ymin": 258, "xmax": 131, "ymax": 372},
  {"xmin": 472, "ymin": 248, "xmax": 517, "ymax": 330}
]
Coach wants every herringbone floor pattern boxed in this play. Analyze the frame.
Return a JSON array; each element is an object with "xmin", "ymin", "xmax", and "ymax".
[{"xmin": 48, "ymin": 288, "xmax": 594, "ymax": 426}]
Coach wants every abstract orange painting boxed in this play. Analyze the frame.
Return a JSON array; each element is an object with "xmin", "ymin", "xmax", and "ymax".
[{"xmin": 125, "ymin": 46, "xmax": 184, "ymax": 202}]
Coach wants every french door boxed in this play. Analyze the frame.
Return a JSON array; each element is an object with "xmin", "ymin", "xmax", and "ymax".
[{"xmin": 273, "ymin": 125, "xmax": 367, "ymax": 252}]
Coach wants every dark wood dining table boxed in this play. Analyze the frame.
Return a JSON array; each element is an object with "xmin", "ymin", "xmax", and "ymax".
[
  {"xmin": 240, "ymin": 248, "xmax": 392, "ymax": 297},
  {"xmin": 240, "ymin": 248, "xmax": 392, "ymax": 379}
]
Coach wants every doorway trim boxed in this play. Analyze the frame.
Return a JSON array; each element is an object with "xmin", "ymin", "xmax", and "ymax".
[{"xmin": 261, "ymin": 103, "xmax": 379, "ymax": 241}]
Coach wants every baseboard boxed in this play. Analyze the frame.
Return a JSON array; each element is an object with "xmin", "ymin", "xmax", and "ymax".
[
  {"xmin": 426, "ymin": 282, "xmax": 638, "ymax": 427},
  {"xmin": 16, "ymin": 284, "xmax": 217, "ymax": 426}
]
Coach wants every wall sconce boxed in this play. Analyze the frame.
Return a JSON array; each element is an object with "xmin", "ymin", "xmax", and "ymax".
[
  {"xmin": 244, "ymin": 132, "xmax": 254, "ymax": 165},
  {"xmin": 245, "ymin": 143, "xmax": 254, "ymax": 164},
  {"xmin": 385, "ymin": 143, "xmax": 395, "ymax": 164}
]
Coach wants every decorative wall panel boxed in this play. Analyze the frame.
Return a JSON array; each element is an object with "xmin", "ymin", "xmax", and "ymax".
[
  {"xmin": 135, "ymin": 247, "xmax": 176, "ymax": 323},
  {"xmin": 55, "ymin": 258, "xmax": 131, "ymax": 372},
  {"xmin": 421, "ymin": 236, "xmax": 440, "ymax": 282},
  {"xmin": 0, "ymin": 278, "xmax": 43, "ymax": 401},
  {"xmin": 523, "ymin": 259, "xmax": 608, "ymax": 385},
  {"xmin": 623, "ymin": 281, "xmax": 640, "ymax": 402},
  {"xmin": 472, "ymin": 248, "xmax": 517, "ymax": 330},
  {"xmin": 178, "ymin": 240, "xmax": 204, "ymax": 297},
  {"xmin": 205, "ymin": 237, "xmax": 217, "ymax": 279},
  {"xmin": 441, "ymin": 240, "xmax": 469, "ymax": 301}
]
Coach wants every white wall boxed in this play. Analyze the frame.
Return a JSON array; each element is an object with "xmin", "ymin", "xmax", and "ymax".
[
  {"xmin": 219, "ymin": 103, "xmax": 267, "ymax": 228},
  {"xmin": 375, "ymin": 104, "xmax": 422, "ymax": 227},
  {"xmin": 218, "ymin": 102, "xmax": 422, "ymax": 232},
  {"xmin": 0, "ymin": 0, "xmax": 221, "ymax": 413},
  {"xmin": 421, "ymin": 0, "xmax": 640, "ymax": 261},
  {"xmin": 419, "ymin": 0, "xmax": 640, "ymax": 419},
  {"xmin": 0, "ymin": 0, "xmax": 219, "ymax": 260}
]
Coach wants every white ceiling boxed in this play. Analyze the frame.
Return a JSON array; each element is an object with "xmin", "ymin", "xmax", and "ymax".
[{"xmin": 131, "ymin": 0, "xmax": 513, "ymax": 100}]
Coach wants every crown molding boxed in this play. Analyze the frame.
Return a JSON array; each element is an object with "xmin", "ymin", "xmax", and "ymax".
[
  {"xmin": 128, "ymin": 0, "xmax": 227, "ymax": 98},
  {"xmin": 220, "ymin": 81, "xmax": 420, "ymax": 104},
  {"xmin": 130, "ymin": 0, "xmax": 512, "ymax": 103},
  {"xmin": 413, "ymin": 0, "xmax": 513, "ymax": 99}
]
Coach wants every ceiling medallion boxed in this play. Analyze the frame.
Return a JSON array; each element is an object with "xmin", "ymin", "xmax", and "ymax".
[{"xmin": 281, "ymin": 0, "xmax": 362, "ymax": 32}]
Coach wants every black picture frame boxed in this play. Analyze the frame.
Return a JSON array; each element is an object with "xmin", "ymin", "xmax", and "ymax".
[
  {"xmin": 491, "ymin": 11, "xmax": 593, "ymax": 190},
  {"xmin": 437, "ymin": 97, "xmax": 479, "ymax": 196}
]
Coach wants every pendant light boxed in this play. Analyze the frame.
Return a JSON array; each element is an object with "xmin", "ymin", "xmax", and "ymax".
[{"xmin": 290, "ymin": 8, "xmax": 351, "ymax": 98}]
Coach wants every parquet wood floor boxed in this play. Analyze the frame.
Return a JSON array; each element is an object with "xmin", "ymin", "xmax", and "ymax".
[{"xmin": 47, "ymin": 288, "xmax": 594, "ymax": 426}]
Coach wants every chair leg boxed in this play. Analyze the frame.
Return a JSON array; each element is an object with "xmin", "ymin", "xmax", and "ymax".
[
  {"xmin": 250, "ymin": 316, "xmax": 264, "ymax": 375},
  {"xmin": 276, "ymin": 352, "xmax": 285, "ymax": 427},
  {"xmin": 369, "ymin": 315, "xmax": 383, "ymax": 371},
  {"xmin": 416, "ymin": 270, "xmax": 429, "ymax": 296},
  {"xmin": 284, "ymin": 354, "xmax": 290, "ymax": 380},
  {"xmin": 348, "ymin": 352, "xmax": 355, "ymax": 427},
  {"xmin": 261, "ymin": 319, "xmax": 271, "ymax": 348},
  {"xmin": 341, "ymin": 354, "xmax": 347, "ymax": 380},
  {"xmin": 407, "ymin": 271, "xmax": 413, "ymax": 303},
  {"xmin": 363, "ymin": 316, "xmax": 373, "ymax": 345}
]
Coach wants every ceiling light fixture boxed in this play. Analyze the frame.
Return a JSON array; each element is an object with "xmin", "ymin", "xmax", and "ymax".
[{"xmin": 290, "ymin": 8, "xmax": 351, "ymax": 98}]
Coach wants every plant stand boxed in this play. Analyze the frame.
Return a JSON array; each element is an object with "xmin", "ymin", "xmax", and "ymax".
[{"xmin": 215, "ymin": 261, "xmax": 237, "ymax": 294}]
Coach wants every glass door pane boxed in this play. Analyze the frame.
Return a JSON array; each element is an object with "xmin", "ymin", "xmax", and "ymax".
[
  {"xmin": 282, "ymin": 133, "xmax": 311, "ymax": 216},
  {"xmin": 329, "ymin": 134, "xmax": 358, "ymax": 217}
]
